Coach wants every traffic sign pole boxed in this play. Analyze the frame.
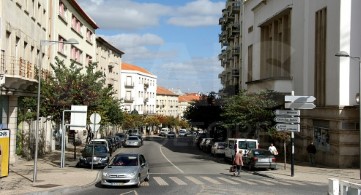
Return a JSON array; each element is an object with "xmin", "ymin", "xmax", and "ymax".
[{"xmin": 290, "ymin": 91, "xmax": 295, "ymax": 177}]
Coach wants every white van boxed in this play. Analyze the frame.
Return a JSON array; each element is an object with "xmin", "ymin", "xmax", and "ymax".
[{"xmin": 224, "ymin": 138, "xmax": 259, "ymax": 161}]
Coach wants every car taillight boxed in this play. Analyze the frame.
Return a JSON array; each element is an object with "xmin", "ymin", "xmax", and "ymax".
[{"xmin": 272, "ymin": 158, "xmax": 276, "ymax": 162}]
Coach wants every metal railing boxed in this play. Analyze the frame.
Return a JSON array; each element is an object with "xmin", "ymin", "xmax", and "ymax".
[{"xmin": 328, "ymin": 178, "xmax": 361, "ymax": 195}]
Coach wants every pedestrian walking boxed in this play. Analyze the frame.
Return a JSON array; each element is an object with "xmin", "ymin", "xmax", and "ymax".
[
  {"xmin": 233, "ymin": 150, "xmax": 243, "ymax": 177},
  {"xmin": 268, "ymin": 143, "xmax": 278, "ymax": 155},
  {"xmin": 307, "ymin": 142, "xmax": 317, "ymax": 166}
]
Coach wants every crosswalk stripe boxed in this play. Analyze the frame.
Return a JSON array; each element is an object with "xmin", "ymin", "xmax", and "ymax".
[
  {"xmin": 248, "ymin": 178, "xmax": 273, "ymax": 185},
  {"xmin": 263, "ymin": 179, "xmax": 290, "ymax": 186},
  {"xmin": 185, "ymin": 176, "xmax": 204, "ymax": 185},
  {"xmin": 141, "ymin": 181, "xmax": 149, "ymax": 186},
  {"xmin": 169, "ymin": 177, "xmax": 187, "ymax": 185},
  {"xmin": 229, "ymin": 177, "xmax": 256, "ymax": 185},
  {"xmin": 217, "ymin": 177, "xmax": 239, "ymax": 184},
  {"xmin": 153, "ymin": 177, "xmax": 169, "ymax": 186},
  {"xmin": 200, "ymin": 176, "xmax": 222, "ymax": 184},
  {"xmin": 281, "ymin": 180, "xmax": 306, "ymax": 185}
]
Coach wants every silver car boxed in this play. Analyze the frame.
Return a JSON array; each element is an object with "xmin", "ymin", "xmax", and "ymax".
[
  {"xmin": 124, "ymin": 136, "xmax": 142, "ymax": 147},
  {"xmin": 101, "ymin": 153, "xmax": 149, "ymax": 187}
]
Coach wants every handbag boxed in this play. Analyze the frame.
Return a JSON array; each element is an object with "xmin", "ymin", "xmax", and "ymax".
[{"xmin": 229, "ymin": 165, "xmax": 236, "ymax": 172}]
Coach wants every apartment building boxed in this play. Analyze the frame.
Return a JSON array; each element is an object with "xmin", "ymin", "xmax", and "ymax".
[
  {"xmin": 156, "ymin": 86, "xmax": 179, "ymax": 117},
  {"xmin": 120, "ymin": 63, "xmax": 157, "ymax": 115},
  {"xmin": 96, "ymin": 37, "xmax": 124, "ymax": 99},
  {"xmin": 218, "ymin": 0, "xmax": 242, "ymax": 97},
  {"xmin": 178, "ymin": 93, "xmax": 201, "ymax": 118},
  {"xmin": 219, "ymin": 0, "xmax": 361, "ymax": 167}
]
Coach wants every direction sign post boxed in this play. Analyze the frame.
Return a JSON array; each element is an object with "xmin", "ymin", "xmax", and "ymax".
[
  {"xmin": 275, "ymin": 123, "xmax": 300, "ymax": 132},
  {"xmin": 274, "ymin": 109, "xmax": 300, "ymax": 116},
  {"xmin": 274, "ymin": 116, "xmax": 300, "ymax": 123}
]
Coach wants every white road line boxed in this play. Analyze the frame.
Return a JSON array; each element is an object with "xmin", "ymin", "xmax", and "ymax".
[
  {"xmin": 247, "ymin": 178, "xmax": 273, "ymax": 185},
  {"xmin": 217, "ymin": 177, "xmax": 239, "ymax": 184},
  {"xmin": 159, "ymin": 146, "xmax": 184, "ymax": 173},
  {"xmin": 230, "ymin": 177, "xmax": 256, "ymax": 185},
  {"xmin": 200, "ymin": 176, "xmax": 222, "ymax": 184},
  {"xmin": 169, "ymin": 177, "xmax": 187, "ymax": 185},
  {"xmin": 185, "ymin": 176, "xmax": 204, "ymax": 185},
  {"xmin": 281, "ymin": 180, "xmax": 306, "ymax": 185},
  {"xmin": 140, "ymin": 181, "xmax": 149, "ymax": 187},
  {"xmin": 153, "ymin": 177, "xmax": 169, "ymax": 186}
]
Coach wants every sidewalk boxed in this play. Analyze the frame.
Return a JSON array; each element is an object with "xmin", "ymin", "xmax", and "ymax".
[
  {"xmin": 0, "ymin": 149, "xmax": 100, "ymax": 195},
  {"xmin": 259, "ymin": 161, "xmax": 360, "ymax": 185}
]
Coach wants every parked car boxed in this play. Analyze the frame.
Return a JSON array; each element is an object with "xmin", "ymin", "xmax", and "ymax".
[
  {"xmin": 105, "ymin": 137, "xmax": 117, "ymax": 151},
  {"xmin": 194, "ymin": 133, "xmax": 207, "ymax": 147},
  {"xmin": 113, "ymin": 136, "xmax": 122, "ymax": 148},
  {"xmin": 203, "ymin": 139, "xmax": 214, "ymax": 153},
  {"xmin": 243, "ymin": 149, "xmax": 277, "ymax": 170},
  {"xmin": 89, "ymin": 139, "xmax": 111, "ymax": 155},
  {"xmin": 101, "ymin": 153, "xmax": 149, "ymax": 187},
  {"xmin": 211, "ymin": 142, "xmax": 226, "ymax": 156},
  {"xmin": 124, "ymin": 136, "xmax": 142, "ymax": 147},
  {"xmin": 167, "ymin": 131, "xmax": 176, "ymax": 139},
  {"xmin": 115, "ymin": 133, "xmax": 127, "ymax": 145},
  {"xmin": 178, "ymin": 129, "xmax": 187, "ymax": 137},
  {"xmin": 199, "ymin": 138, "xmax": 209, "ymax": 150},
  {"xmin": 77, "ymin": 144, "xmax": 110, "ymax": 168},
  {"xmin": 224, "ymin": 138, "xmax": 259, "ymax": 162},
  {"xmin": 159, "ymin": 128, "xmax": 170, "ymax": 136}
]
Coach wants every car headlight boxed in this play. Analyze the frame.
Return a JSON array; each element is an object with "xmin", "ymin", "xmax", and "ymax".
[
  {"xmin": 102, "ymin": 172, "xmax": 108, "ymax": 177},
  {"xmin": 101, "ymin": 157, "xmax": 109, "ymax": 161},
  {"xmin": 128, "ymin": 171, "xmax": 137, "ymax": 177}
]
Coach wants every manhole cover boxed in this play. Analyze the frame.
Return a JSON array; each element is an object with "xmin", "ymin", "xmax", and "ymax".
[{"xmin": 34, "ymin": 184, "xmax": 61, "ymax": 188}]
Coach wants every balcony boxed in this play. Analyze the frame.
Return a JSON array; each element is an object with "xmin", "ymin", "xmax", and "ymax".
[
  {"xmin": 230, "ymin": 2, "xmax": 241, "ymax": 14},
  {"xmin": 108, "ymin": 62, "xmax": 116, "ymax": 68},
  {"xmin": 124, "ymin": 82, "xmax": 134, "ymax": 88},
  {"xmin": 144, "ymin": 83, "xmax": 149, "ymax": 89},
  {"xmin": 144, "ymin": 98, "xmax": 149, "ymax": 103},
  {"xmin": 0, "ymin": 51, "xmax": 38, "ymax": 91},
  {"xmin": 232, "ymin": 69, "xmax": 239, "ymax": 77},
  {"xmin": 124, "ymin": 97, "xmax": 134, "ymax": 103}
]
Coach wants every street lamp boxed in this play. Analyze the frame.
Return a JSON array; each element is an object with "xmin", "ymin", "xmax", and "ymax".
[
  {"xmin": 33, "ymin": 38, "xmax": 78, "ymax": 183},
  {"xmin": 335, "ymin": 50, "xmax": 361, "ymax": 179}
]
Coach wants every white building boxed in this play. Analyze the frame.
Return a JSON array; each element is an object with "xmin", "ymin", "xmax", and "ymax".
[
  {"xmin": 156, "ymin": 86, "xmax": 179, "ymax": 117},
  {"xmin": 178, "ymin": 93, "xmax": 201, "ymax": 118},
  {"xmin": 219, "ymin": 0, "xmax": 361, "ymax": 167},
  {"xmin": 120, "ymin": 63, "xmax": 157, "ymax": 115}
]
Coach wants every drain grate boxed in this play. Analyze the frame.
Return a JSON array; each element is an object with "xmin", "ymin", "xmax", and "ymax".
[{"xmin": 33, "ymin": 184, "xmax": 61, "ymax": 188}]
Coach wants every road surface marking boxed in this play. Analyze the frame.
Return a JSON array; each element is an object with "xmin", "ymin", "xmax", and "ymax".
[
  {"xmin": 247, "ymin": 178, "xmax": 273, "ymax": 185},
  {"xmin": 230, "ymin": 177, "xmax": 255, "ymax": 185},
  {"xmin": 217, "ymin": 177, "xmax": 239, "ymax": 184},
  {"xmin": 159, "ymin": 146, "xmax": 184, "ymax": 173},
  {"xmin": 169, "ymin": 177, "xmax": 187, "ymax": 185},
  {"xmin": 153, "ymin": 177, "xmax": 169, "ymax": 186},
  {"xmin": 281, "ymin": 180, "xmax": 306, "ymax": 185},
  {"xmin": 185, "ymin": 176, "xmax": 204, "ymax": 185},
  {"xmin": 200, "ymin": 176, "xmax": 222, "ymax": 184},
  {"xmin": 140, "ymin": 182, "xmax": 149, "ymax": 187}
]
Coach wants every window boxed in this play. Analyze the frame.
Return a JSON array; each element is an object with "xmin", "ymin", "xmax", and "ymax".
[
  {"xmin": 86, "ymin": 54, "xmax": 92, "ymax": 65},
  {"xmin": 86, "ymin": 29, "xmax": 93, "ymax": 42},
  {"xmin": 71, "ymin": 46, "xmax": 82, "ymax": 63},
  {"xmin": 58, "ymin": 36, "xmax": 65, "ymax": 54},
  {"xmin": 248, "ymin": 45, "xmax": 253, "ymax": 81},
  {"xmin": 260, "ymin": 8, "xmax": 291, "ymax": 79},
  {"xmin": 59, "ymin": 1, "xmax": 67, "ymax": 20},
  {"xmin": 72, "ymin": 15, "xmax": 83, "ymax": 35},
  {"xmin": 314, "ymin": 7, "xmax": 327, "ymax": 106}
]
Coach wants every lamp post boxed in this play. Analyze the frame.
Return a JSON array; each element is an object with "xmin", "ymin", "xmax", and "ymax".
[
  {"xmin": 33, "ymin": 38, "xmax": 78, "ymax": 183},
  {"xmin": 335, "ymin": 51, "xmax": 361, "ymax": 179}
]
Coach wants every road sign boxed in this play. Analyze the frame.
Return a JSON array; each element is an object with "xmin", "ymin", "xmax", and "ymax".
[
  {"xmin": 285, "ymin": 96, "xmax": 316, "ymax": 103},
  {"xmin": 90, "ymin": 113, "xmax": 101, "ymax": 124},
  {"xmin": 275, "ymin": 123, "xmax": 300, "ymax": 132},
  {"xmin": 285, "ymin": 102, "xmax": 316, "ymax": 109},
  {"xmin": 274, "ymin": 116, "xmax": 300, "ymax": 123},
  {"xmin": 274, "ymin": 109, "xmax": 300, "ymax": 116}
]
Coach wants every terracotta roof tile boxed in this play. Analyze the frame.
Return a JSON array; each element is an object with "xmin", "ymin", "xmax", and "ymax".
[
  {"xmin": 178, "ymin": 93, "xmax": 201, "ymax": 102},
  {"xmin": 121, "ymin": 62, "xmax": 153, "ymax": 75},
  {"xmin": 157, "ymin": 86, "xmax": 178, "ymax": 96}
]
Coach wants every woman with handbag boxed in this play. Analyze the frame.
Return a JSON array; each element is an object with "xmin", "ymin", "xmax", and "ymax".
[{"xmin": 233, "ymin": 150, "xmax": 243, "ymax": 176}]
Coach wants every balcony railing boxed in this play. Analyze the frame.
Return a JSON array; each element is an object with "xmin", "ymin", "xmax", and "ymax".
[
  {"xmin": 125, "ymin": 82, "xmax": 134, "ymax": 88},
  {"xmin": 124, "ymin": 97, "xmax": 134, "ymax": 103},
  {"xmin": 1, "ymin": 51, "xmax": 37, "ymax": 80}
]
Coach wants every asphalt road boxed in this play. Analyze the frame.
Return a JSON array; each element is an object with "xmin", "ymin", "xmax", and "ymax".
[{"xmin": 69, "ymin": 136, "xmax": 327, "ymax": 195}]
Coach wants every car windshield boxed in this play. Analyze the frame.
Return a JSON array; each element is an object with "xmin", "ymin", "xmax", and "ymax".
[
  {"xmin": 84, "ymin": 145, "xmax": 107, "ymax": 154},
  {"xmin": 218, "ymin": 142, "xmax": 225, "ymax": 146},
  {"xmin": 128, "ymin": 137, "xmax": 139, "ymax": 140},
  {"xmin": 109, "ymin": 155, "xmax": 138, "ymax": 166}
]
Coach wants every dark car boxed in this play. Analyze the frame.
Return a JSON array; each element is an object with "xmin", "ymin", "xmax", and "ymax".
[
  {"xmin": 105, "ymin": 137, "xmax": 117, "ymax": 152},
  {"xmin": 166, "ymin": 131, "xmax": 176, "ymax": 138},
  {"xmin": 116, "ymin": 133, "xmax": 127, "ymax": 145},
  {"xmin": 77, "ymin": 144, "xmax": 110, "ymax": 168},
  {"xmin": 243, "ymin": 149, "xmax": 277, "ymax": 170},
  {"xmin": 195, "ymin": 133, "xmax": 207, "ymax": 148}
]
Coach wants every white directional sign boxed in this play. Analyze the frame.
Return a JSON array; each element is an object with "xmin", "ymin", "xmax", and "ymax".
[
  {"xmin": 275, "ymin": 123, "xmax": 300, "ymax": 132},
  {"xmin": 274, "ymin": 109, "xmax": 300, "ymax": 116},
  {"xmin": 285, "ymin": 96, "xmax": 316, "ymax": 103},
  {"xmin": 285, "ymin": 102, "xmax": 316, "ymax": 109},
  {"xmin": 274, "ymin": 116, "xmax": 300, "ymax": 123}
]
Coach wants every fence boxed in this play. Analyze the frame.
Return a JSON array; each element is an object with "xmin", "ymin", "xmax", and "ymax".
[{"xmin": 329, "ymin": 178, "xmax": 361, "ymax": 195}]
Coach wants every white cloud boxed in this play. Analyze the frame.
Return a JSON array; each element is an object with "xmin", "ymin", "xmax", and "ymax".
[{"xmin": 77, "ymin": 0, "xmax": 172, "ymax": 30}]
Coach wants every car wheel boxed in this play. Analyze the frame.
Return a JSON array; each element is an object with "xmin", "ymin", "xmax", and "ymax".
[
  {"xmin": 144, "ymin": 170, "xmax": 150, "ymax": 182},
  {"xmin": 136, "ymin": 175, "xmax": 141, "ymax": 188}
]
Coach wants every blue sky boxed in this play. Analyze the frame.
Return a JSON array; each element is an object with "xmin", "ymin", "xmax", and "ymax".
[{"xmin": 77, "ymin": 0, "xmax": 225, "ymax": 94}]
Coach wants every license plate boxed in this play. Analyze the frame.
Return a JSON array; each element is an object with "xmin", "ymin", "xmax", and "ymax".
[
  {"xmin": 112, "ymin": 182, "xmax": 124, "ymax": 186},
  {"xmin": 258, "ymin": 158, "xmax": 270, "ymax": 163}
]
